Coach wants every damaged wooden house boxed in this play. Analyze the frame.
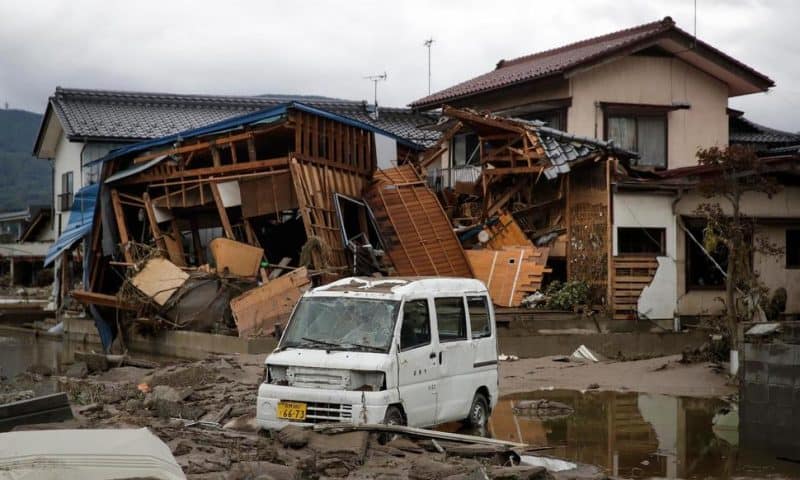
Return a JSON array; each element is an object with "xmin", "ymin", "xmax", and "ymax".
[
  {"xmin": 70, "ymin": 101, "xmax": 437, "ymax": 349},
  {"xmin": 411, "ymin": 16, "xmax": 800, "ymax": 326},
  {"xmin": 410, "ymin": 107, "xmax": 637, "ymax": 310}
]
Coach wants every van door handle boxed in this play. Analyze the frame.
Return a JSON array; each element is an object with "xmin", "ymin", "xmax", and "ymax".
[
  {"xmin": 438, "ymin": 352, "xmax": 443, "ymax": 364},
  {"xmin": 429, "ymin": 352, "xmax": 436, "ymax": 359}
]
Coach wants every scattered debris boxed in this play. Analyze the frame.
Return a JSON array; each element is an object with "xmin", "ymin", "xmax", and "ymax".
[
  {"xmin": 131, "ymin": 257, "xmax": 189, "ymax": 306},
  {"xmin": 209, "ymin": 237, "xmax": 263, "ymax": 278},
  {"xmin": 570, "ymin": 345, "xmax": 602, "ymax": 363},
  {"xmin": 499, "ymin": 354, "xmax": 520, "ymax": 362},
  {"xmin": 513, "ymin": 399, "xmax": 574, "ymax": 419},
  {"xmin": 0, "ymin": 392, "xmax": 73, "ymax": 432}
]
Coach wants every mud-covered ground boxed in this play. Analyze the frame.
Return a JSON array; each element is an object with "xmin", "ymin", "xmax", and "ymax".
[{"xmin": 4, "ymin": 354, "xmax": 609, "ymax": 480}]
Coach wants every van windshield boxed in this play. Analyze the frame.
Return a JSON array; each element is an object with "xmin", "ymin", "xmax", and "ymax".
[{"xmin": 280, "ymin": 297, "xmax": 400, "ymax": 353}]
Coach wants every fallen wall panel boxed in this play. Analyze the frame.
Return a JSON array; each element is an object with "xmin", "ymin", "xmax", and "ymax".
[
  {"xmin": 230, "ymin": 267, "xmax": 311, "ymax": 337},
  {"xmin": 365, "ymin": 166, "xmax": 472, "ymax": 277},
  {"xmin": 466, "ymin": 246, "xmax": 549, "ymax": 307}
]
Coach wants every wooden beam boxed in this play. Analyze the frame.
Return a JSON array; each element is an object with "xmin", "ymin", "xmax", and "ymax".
[
  {"xmin": 121, "ymin": 157, "xmax": 290, "ymax": 185},
  {"xmin": 142, "ymin": 192, "xmax": 167, "ymax": 253},
  {"xmin": 110, "ymin": 189, "xmax": 133, "ymax": 263},
  {"xmin": 72, "ymin": 290, "xmax": 136, "ymax": 310},
  {"xmin": 210, "ymin": 182, "xmax": 234, "ymax": 239},
  {"xmin": 482, "ymin": 166, "xmax": 544, "ymax": 176},
  {"xmin": 132, "ymin": 123, "xmax": 288, "ymax": 164}
]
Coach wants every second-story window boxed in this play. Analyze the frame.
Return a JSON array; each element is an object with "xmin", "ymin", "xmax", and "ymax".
[
  {"xmin": 607, "ymin": 113, "xmax": 667, "ymax": 169},
  {"xmin": 59, "ymin": 171, "xmax": 74, "ymax": 212}
]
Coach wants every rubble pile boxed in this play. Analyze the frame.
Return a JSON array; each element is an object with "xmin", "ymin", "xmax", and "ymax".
[{"xmin": 1, "ymin": 355, "xmax": 610, "ymax": 480}]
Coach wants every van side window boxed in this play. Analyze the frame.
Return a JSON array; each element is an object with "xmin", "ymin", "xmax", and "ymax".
[
  {"xmin": 435, "ymin": 297, "xmax": 467, "ymax": 342},
  {"xmin": 401, "ymin": 299, "xmax": 431, "ymax": 350},
  {"xmin": 468, "ymin": 296, "xmax": 491, "ymax": 339}
]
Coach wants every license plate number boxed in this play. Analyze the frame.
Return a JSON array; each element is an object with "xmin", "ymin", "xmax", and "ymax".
[{"xmin": 277, "ymin": 401, "xmax": 307, "ymax": 420}]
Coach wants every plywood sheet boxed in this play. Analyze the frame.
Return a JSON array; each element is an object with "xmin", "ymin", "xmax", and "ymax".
[
  {"xmin": 230, "ymin": 267, "xmax": 311, "ymax": 337},
  {"xmin": 466, "ymin": 246, "xmax": 550, "ymax": 307},
  {"xmin": 209, "ymin": 237, "xmax": 264, "ymax": 277},
  {"xmin": 130, "ymin": 257, "xmax": 189, "ymax": 306},
  {"xmin": 365, "ymin": 166, "xmax": 472, "ymax": 278},
  {"xmin": 240, "ymin": 172, "xmax": 298, "ymax": 218}
]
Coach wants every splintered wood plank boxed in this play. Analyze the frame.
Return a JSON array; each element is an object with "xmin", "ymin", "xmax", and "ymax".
[
  {"xmin": 131, "ymin": 257, "xmax": 189, "ymax": 306},
  {"xmin": 483, "ymin": 211, "xmax": 534, "ymax": 249},
  {"xmin": 230, "ymin": 267, "xmax": 311, "ymax": 337}
]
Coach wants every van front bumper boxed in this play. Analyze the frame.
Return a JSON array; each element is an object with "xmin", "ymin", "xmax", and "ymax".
[{"xmin": 256, "ymin": 383, "xmax": 399, "ymax": 431}]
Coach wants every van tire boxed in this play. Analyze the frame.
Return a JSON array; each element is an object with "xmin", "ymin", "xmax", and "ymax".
[
  {"xmin": 382, "ymin": 405, "xmax": 405, "ymax": 426},
  {"xmin": 465, "ymin": 393, "xmax": 489, "ymax": 428}
]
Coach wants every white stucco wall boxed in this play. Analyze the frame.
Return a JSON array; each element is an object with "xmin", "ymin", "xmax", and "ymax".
[
  {"xmin": 613, "ymin": 192, "xmax": 678, "ymax": 319},
  {"xmin": 52, "ymin": 135, "xmax": 84, "ymax": 236},
  {"xmin": 568, "ymin": 55, "xmax": 729, "ymax": 169}
]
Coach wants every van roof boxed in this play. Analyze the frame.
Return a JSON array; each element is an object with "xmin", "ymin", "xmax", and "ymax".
[{"xmin": 311, "ymin": 277, "xmax": 488, "ymax": 298}]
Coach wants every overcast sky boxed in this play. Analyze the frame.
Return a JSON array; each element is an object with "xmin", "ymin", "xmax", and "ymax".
[{"xmin": 0, "ymin": 0, "xmax": 797, "ymax": 131}]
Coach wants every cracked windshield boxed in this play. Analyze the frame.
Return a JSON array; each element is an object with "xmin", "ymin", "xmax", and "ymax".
[{"xmin": 280, "ymin": 297, "xmax": 400, "ymax": 352}]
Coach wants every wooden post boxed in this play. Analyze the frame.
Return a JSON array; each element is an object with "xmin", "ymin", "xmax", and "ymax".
[
  {"xmin": 110, "ymin": 189, "xmax": 133, "ymax": 263},
  {"xmin": 211, "ymin": 145, "xmax": 221, "ymax": 167},
  {"xmin": 190, "ymin": 217, "xmax": 205, "ymax": 264},
  {"xmin": 142, "ymin": 192, "xmax": 167, "ymax": 252},
  {"xmin": 211, "ymin": 182, "xmax": 234, "ymax": 239}
]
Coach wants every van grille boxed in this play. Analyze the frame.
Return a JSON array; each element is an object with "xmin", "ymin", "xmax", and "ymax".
[{"xmin": 286, "ymin": 401, "xmax": 353, "ymax": 424}]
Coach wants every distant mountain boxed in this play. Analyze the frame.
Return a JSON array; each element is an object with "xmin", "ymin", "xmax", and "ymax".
[{"xmin": 0, "ymin": 109, "xmax": 51, "ymax": 211}]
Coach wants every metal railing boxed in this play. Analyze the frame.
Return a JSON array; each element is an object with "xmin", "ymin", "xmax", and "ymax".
[{"xmin": 426, "ymin": 165, "xmax": 481, "ymax": 191}]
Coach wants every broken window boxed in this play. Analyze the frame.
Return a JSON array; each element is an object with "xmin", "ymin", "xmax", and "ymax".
[
  {"xmin": 520, "ymin": 108, "xmax": 566, "ymax": 131},
  {"xmin": 435, "ymin": 297, "xmax": 467, "ymax": 342},
  {"xmin": 280, "ymin": 297, "xmax": 400, "ymax": 352},
  {"xmin": 786, "ymin": 229, "xmax": 800, "ymax": 268},
  {"xmin": 467, "ymin": 296, "xmax": 491, "ymax": 339},
  {"xmin": 400, "ymin": 299, "xmax": 431, "ymax": 350},
  {"xmin": 685, "ymin": 224, "xmax": 728, "ymax": 290},
  {"xmin": 607, "ymin": 114, "xmax": 667, "ymax": 169},
  {"xmin": 617, "ymin": 227, "xmax": 666, "ymax": 255},
  {"xmin": 451, "ymin": 133, "xmax": 480, "ymax": 167}
]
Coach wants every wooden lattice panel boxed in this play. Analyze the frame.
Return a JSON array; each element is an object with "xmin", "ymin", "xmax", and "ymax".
[
  {"xmin": 612, "ymin": 255, "xmax": 659, "ymax": 320},
  {"xmin": 365, "ymin": 167, "xmax": 472, "ymax": 277}
]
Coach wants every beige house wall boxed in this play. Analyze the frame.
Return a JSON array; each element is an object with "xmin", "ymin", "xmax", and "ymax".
[
  {"xmin": 569, "ymin": 56, "xmax": 729, "ymax": 169},
  {"xmin": 672, "ymin": 187, "xmax": 800, "ymax": 316}
]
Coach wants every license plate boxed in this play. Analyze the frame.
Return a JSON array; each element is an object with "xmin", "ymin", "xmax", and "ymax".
[{"xmin": 277, "ymin": 401, "xmax": 307, "ymax": 420}]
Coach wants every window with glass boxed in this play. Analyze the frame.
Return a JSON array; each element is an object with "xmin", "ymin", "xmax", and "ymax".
[
  {"xmin": 467, "ymin": 296, "xmax": 491, "ymax": 339},
  {"xmin": 686, "ymin": 224, "xmax": 728, "ymax": 289},
  {"xmin": 607, "ymin": 114, "xmax": 667, "ymax": 169},
  {"xmin": 617, "ymin": 227, "xmax": 666, "ymax": 255},
  {"xmin": 435, "ymin": 297, "xmax": 467, "ymax": 342},
  {"xmin": 400, "ymin": 299, "xmax": 431, "ymax": 350},
  {"xmin": 59, "ymin": 171, "xmax": 74, "ymax": 211}
]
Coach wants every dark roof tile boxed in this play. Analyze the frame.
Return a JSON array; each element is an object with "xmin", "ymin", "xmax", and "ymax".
[{"xmin": 50, "ymin": 87, "xmax": 439, "ymax": 149}]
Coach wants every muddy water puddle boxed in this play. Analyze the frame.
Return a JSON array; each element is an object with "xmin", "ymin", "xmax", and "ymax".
[{"xmin": 486, "ymin": 389, "xmax": 800, "ymax": 479}]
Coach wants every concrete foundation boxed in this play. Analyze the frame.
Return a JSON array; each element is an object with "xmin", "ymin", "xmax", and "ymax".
[
  {"xmin": 497, "ymin": 327, "xmax": 707, "ymax": 359},
  {"xmin": 63, "ymin": 317, "xmax": 277, "ymax": 359},
  {"xmin": 740, "ymin": 321, "xmax": 800, "ymax": 461}
]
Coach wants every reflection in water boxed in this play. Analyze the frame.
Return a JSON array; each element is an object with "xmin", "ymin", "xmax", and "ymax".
[{"xmin": 489, "ymin": 389, "xmax": 800, "ymax": 480}]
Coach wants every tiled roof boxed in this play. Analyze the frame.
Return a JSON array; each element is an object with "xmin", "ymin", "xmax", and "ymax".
[
  {"xmin": 410, "ymin": 17, "xmax": 773, "ymax": 109},
  {"xmin": 729, "ymin": 116, "xmax": 800, "ymax": 147},
  {"xmin": 47, "ymin": 87, "xmax": 440, "ymax": 149}
]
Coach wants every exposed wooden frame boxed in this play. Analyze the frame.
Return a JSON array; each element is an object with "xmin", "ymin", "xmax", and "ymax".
[
  {"xmin": 210, "ymin": 182, "xmax": 234, "ymax": 239},
  {"xmin": 110, "ymin": 189, "xmax": 133, "ymax": 263}
]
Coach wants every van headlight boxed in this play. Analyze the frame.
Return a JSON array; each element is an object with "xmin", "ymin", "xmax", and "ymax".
[
  {"xmin": 350, "ymin": 371, "xmax": 385, "ymax": 391},
  {"xmin": 266, "ymin": 364, "xmax": 288, "ymax": 385}
]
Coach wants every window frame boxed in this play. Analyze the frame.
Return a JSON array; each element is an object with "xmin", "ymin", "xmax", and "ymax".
[
  {"xmin": 399, "ymin": 298, "xmax": 432, "ymax": 352},
  {"xmin": 466, "ymin": 295, "xmax": 492, "ymax": 340},
  {"xmin": 684, "ymin": 222, "xmax": 728, "ymax": 291},
  {"xmin": 434, "ymin": 296, "xmax": 468, "ymax": 343},
  {"xmin": 786, "ymin": 229, "xmax": 800, "ymax": 269},
  {"xmin": 603, "ymin": 104, "xmax": 669, "ymax": 170},
  {"xmin": 617, "ymin": 227, "xmax": 666, "ymax": 256}
]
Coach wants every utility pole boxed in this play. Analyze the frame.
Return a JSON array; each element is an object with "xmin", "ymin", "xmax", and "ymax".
[{"xmin": 424, "ymin": 38, "xmax": 434, "ymax": 95}]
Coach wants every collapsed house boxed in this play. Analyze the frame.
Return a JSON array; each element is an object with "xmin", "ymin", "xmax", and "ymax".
[{"xmin": 72, "ymin": 102, "xmax": 435, "ymax": 348}]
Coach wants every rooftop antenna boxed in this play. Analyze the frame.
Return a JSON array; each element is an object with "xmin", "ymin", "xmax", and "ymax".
[
  {"xmin": 363, "ymin": 72, "xmax": 387, "ymax": 118},
  {"xmin": 424, "ymin": 37, "xmax": 434, "ymax": 95}
]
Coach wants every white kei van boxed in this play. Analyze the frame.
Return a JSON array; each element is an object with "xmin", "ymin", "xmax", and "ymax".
[{"xmin": 256, "ymin": 277, "xmax": 498, "ymax": 430}]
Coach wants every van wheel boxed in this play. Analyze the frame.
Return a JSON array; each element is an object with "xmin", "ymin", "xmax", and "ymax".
[
  {"xmin": 382, "ymin": 405, "xmax": 405, "ymax": 426},
  {"xmin": 379, "ymin": 405, "xmax": 405, "ymax": 444},
  {"xmin": 466, "ymin": 393, "xmax": 489, "ymax": 428}
]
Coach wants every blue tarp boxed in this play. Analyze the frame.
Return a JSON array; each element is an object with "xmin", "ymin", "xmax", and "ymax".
[{"xmin": 44, "ymin": 183, "xmax": 99, "ymax": 266}]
